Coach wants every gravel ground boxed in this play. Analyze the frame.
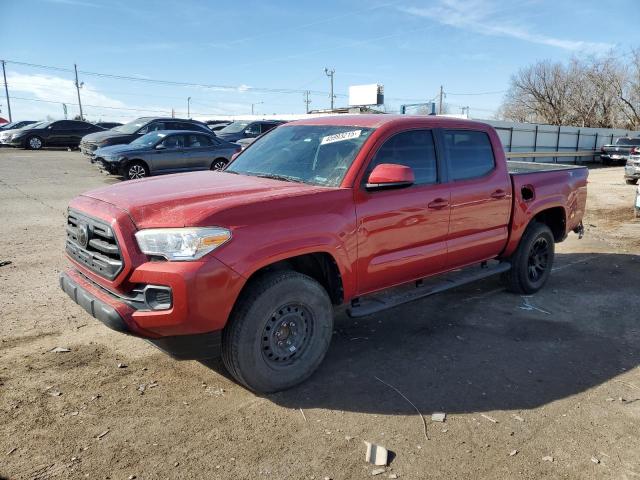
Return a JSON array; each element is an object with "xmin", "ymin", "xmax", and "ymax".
[{"xmin": 1, "ymin": 148, "xmax": 639, "ymax": 480}]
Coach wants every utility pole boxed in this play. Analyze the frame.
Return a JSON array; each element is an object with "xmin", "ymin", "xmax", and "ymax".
[
  {"xmin": 324, "ymin": 67, "xmax": 335, "ymax": 110},
  {"xmin": 2, "ymin": 60, "xmax": 12, "ymax": 122},
  {"xmin": 438, "ymin": 85, "xmax": 444, "ymax": 115},
  {"xmin": 303, "ymin": 90, "xmax": 311, "ymax": 113},
  {"xmin": 74, "ymin": 64, "xmax": 83, "ymax": 120},
  {"xmin": 251, "ymin": 101, "xmax": 263, "ymax": 115},
  {"xmin": 187, "ymin": 97, "xmax": 191, "ymax": 117}
]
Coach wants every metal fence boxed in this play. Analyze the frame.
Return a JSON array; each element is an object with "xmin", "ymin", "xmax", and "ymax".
[{"xmin": 481, "ymin": 120, "xmax": 640, "ymax": 163}]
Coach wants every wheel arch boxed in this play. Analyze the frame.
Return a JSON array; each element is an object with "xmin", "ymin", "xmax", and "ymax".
[{"xmin": 532, "ymin": 206, "xmax": 567, "ymax": 242}]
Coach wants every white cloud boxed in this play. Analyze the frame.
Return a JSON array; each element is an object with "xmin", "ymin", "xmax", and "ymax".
[{"xmin": 400, "ymin": 0, "xmax": 614, "ymax": 53}]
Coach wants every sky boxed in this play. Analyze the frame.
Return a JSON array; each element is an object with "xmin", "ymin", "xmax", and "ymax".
[{"xmin": 0, "ymin": 0, "xmax": 637, "ymax": 123}]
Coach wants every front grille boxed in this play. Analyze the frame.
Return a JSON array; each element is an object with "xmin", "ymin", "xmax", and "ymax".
[{"xmin": 66, "ymin": 210, "xmax": 123, "ymax": 280}]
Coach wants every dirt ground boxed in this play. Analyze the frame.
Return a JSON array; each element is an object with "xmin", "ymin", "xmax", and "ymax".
[{"xmin": 1, "ymin": 148, "xmax": 639, "ymax": 480}]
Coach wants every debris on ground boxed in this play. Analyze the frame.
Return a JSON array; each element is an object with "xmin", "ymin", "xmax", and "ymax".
[
  {"xmin": 128, "ymin": 475, "xmax": 136, "ymax": 480},
  {"xmin": 512, "ymin": 414, "xmax": 524, "ymax": 422},
  {"xmin": 117, "ymin": 363, "xmax": 127, "ymax": 368},
  {"xmin": 96, "ymin": 430, "xmax": 110, "ymax": 440},
  {"xmin": 480, "ymin": 414, "xmax": 498, "ymax": 423},
  {"xmin": 388, "ymin": 474, "xmax": 398, "ymax": 479},
  {"xmin": 591, "ymin": 457, "xmax": 600, "ymax": 464},
  {"xmin": 431, "ymin": 412, "xmax": 446, "ymax": 422},
  {"xmin": 365, "ymin": 442, "xmax": 389, "ymax": 466},
  {"xmin": 519, "ymin": 296, "xmax": 551, "ymax": 315},
  {"xmin": 48, "ymin": 390, "xmax": 62, "ymax": 397},
  {"xmin": 345, "ymin": 436, "xmax": 353, "ymax": 441},
  {"xmin": 374, "ymin": 376, "xmax": 429, "ymax": 440},
  {"xmin": 509, "ymin": 450, "xmax": 518, "ymax": 456},
  {"xmin": 371, "ymin": 468, "xmax": 386, "ymax": 476},
  {"xmin": 7, "ymin": 447, "xmax": 17, "ymax": 455},
  {"xmin": 542, "ymin": 456, "xmax": 554, "ymax": 462},
  {"xmin": 50, "ymin": 347, "xmax": 71, "ymax": 353},
  {"xmin": 299, "ymin": 408, "xmax": 307, "ymax": 422},
  {"xmin": 137, "ymin": 384, "xmax": 146, "ymax": 395},
  {"xmin": 0, "ymin": 260, "xmax": 12, "ymax": 267}
]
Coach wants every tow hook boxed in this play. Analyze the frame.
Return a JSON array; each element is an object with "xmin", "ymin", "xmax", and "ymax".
[{"xmin": 573, "ymin": 221, "xmax": 585, "ymax": 239}]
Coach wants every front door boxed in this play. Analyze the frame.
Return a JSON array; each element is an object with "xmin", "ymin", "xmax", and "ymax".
[
  {"xmin": 152, "ymin": 134, "xmax": 187, "ymax": 172},
  {"xmin": 355, "ymin": 129, "xmax": 451, "ymax": 295},
  {"xmin": 442, "ymin": 129, "xmax": 511, "ymax": 269}
]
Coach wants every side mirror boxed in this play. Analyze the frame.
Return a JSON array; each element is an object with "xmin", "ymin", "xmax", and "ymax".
[
  {"xmin": 366, "ymin": 164, "xmax": 415, "ymax": 190},
  {"xmin": 155, "ymin": 144, "xmax": 166, "ymax": 150}
]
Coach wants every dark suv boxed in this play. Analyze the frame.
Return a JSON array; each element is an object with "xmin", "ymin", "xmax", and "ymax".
[
  {"xmin": 79, "ymin": 117, "xmax": 211, "ymax": 158},
  {"xmin": 8, "ymin": 120, "xmax": 105, "ymax": 149},
  {"xmin": 215, "ymin": 120, "xmax": 283, "ymax": 143}
]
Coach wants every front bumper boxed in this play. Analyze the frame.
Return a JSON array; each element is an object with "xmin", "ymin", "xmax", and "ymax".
[
  {"xmin": 96, "ymin": 158, "xmax": 123, "ymax": 175},
  {"xmin": 59, "ymin": 269, "xmax": 223, "ymax": 360},
  {"xmin": 625, "ymin": 163, "xmax": 640, "ymax": 179},
  {"xmin": 80, "ymin": 143, "xmax": 99, "ymax": 157}
]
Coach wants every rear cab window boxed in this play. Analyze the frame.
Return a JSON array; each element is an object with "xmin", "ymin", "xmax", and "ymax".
[{"xmin": 443, "ymin": 130, "xmax": 495, "ymax": 181}]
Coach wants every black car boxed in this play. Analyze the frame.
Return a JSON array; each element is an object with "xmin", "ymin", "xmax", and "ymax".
[
  {"xmin": 95, "ymin": 122, "xmax": 123, "ymax": 129},
  {"xmin": 0, "ymin": 120, "xmax": 38, "ymax": 131},
  {"xmin": 8, "ymin": 120, "xmax": 105, "ymax": 150},
  {"xmin": 215, "ymin": 120, "xmax": 283, "ymax": 143},
  {"xmin": 205, "ymin": 120, "xmax": 232, "ymax": 132},
  {"xmin": 79, "ymin": 116, "xmax": 212, "ymax": 157},
  {"xmin": 93, "ymin": 130, "xmax": 241, "ymax": 180}
]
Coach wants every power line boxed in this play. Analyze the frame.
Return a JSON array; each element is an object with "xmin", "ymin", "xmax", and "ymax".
[{"xmin": 446, "ymin": 90, "xmax": 506, "ymax": 96}]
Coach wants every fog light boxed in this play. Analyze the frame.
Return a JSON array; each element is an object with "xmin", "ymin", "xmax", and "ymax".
[{"xmin": 144, "ymin": 286, "xmax": 172, "ymax": 310}]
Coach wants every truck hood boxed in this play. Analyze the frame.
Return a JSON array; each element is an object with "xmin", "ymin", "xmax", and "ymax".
[{"xmin": 81, "ymin": 171, "xmax": 329, "ymax": 228}]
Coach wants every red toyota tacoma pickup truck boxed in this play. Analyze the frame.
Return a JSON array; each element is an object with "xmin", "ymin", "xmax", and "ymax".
[{"xmin": 60, "ymin": 116, "xmax": 587, "ymax": 393}]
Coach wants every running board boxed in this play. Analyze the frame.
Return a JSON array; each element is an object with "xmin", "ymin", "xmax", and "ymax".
[{"xmin": 347, "ymin": 261, "xmax": 511, "ymax": 318}]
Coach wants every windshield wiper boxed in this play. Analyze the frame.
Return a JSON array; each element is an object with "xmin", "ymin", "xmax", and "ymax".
[{"xmin": 253, "ymin": 172, "xmax": 309, "ymax": 184}]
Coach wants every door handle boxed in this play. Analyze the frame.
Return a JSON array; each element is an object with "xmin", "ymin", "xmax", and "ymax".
[
  {"xmin": 491, "ymin": 189, "xmax": 507, "ymax": 199},
  {"xmin": 427, "ymin": 198, "xmax": 449, "ymax": 209}
]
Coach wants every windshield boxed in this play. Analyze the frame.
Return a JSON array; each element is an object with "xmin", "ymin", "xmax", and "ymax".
[
  {"xmin": 113, "ymin": 118, "xmax": 149, "ymax": 134},
  {"xmin": 616, "ymin": 138, "xmax": 640, "ymax": 146},
  {"xmin": 2, "ymin": 122, "xmax": 16, "ymax": 129},
  {"xmin": 227, "ymin": 125, "xmax": 374, "ymax": 187},
  {"xmin": 23, "ymin": 121, "xmax": 49, "ymax": 130},
  {"xmin": 218, "ymin": 121, "xmax": 249, "ymax": 134},
  {"xmin": 130, "ymin": 131, "xmax": 167, "ymax": 147}
]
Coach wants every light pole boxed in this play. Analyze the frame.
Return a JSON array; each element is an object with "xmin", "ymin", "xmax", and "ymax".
[
  {"xmin": 324, "ymin": 67, "xmax": 335, "ymax": 110},
  {"xmin": 251, "ymin": 101, "xmax": 263, "ymax": 115},
  {"xmin": 187, "ymin": 97, "xmax": 191, "ymax": 118}
]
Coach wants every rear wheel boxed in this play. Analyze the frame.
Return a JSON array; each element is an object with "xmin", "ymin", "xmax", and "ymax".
[
  {"xmin": 625, "ymin": 178, "xmax": 638, "ymax": 185},
  {"xmin": 222, "ymin": 270, "xmax": 333, "ymax": 393},
  {"xmin": 211, "ymin": 158, "xmax": 228, "ymax": 170},
  {"xmin": 502, "ymin": 222, "xmax": 555, "ymax": 294},
  {"xmin": 26, "ymin": 136, "xmax": 43, "ymax": 150},
  {"xmin": 125, "ymin": 161, "xmax": 149, "ymax": 180}
]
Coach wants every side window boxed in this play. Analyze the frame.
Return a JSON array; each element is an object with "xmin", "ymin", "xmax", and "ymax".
[
  {"xmin": 245, "ymin": 123, "xmax": 260, "ymax": 135},
  {"xmin": 52, "ymin": 121, "xmax": 72, "ymax": 130},
  {"xmin": 161, "ymin": 134, "xmax": 185, "ymax": 149},
  {"xmin": 140, "ymin": 122, "xmax": 165, "ymax": 134},
  {"xmin": 261, "ymin": 123, "xmax": 277, "ymax": 134},
  {"xmin": 366, "ymin": 130, "xmax": 438, "ymax": 185},
  {"xmin": 444, "ymin": 130, "xmax": 495, "ymax": 181},
  {"xmin": 187, "ymin": 134, "xmax": 213, "ymax": 147},
  {"xmin": 167, "ymin": 121, "xmax": 188, "ymax": 130}
]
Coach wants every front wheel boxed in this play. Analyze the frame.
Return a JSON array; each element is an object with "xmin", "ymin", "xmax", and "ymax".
[
  {"xmin": 125, "ymin": 161, "xmax": 149, "ymax": 180},
  {"xmin": 222, "ymin": 271, "xmax": 333, "ymax": 393},
  {"xmin": 26, "ymin": 136, "xmax": 43, "ymax": 150},
  {"xmin": 625, "ymin": 178, "xmax": 638, "ymax": 185},
  {"xmin": 502, "ymin": 222, "xmax": 555, "ymax": 294}
]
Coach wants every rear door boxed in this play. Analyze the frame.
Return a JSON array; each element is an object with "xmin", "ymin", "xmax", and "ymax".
[
  {"xmin": 442, "ymin": 129, "xmax": 511, "ymax": 269},
  {"xmin": 185, "ymin": 134, "xmax": 217, "ymax": 169},
  {"xmin": 67, "ymin": 121, "xmax": 94, "ymax": 146},
  {"xmin": 46, "ymin": 121, "xmax": 72, "ymax": 145},
  {"xmin": 354, "ymin": 129, "xmax": 451, "ymax": 294}
]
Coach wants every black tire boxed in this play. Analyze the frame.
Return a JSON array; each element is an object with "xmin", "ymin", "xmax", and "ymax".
[
  {"xmin": 502, "ymin": 222, "xmax": 555, "ymax": 294},
  {"xmin": 26, "ymin": 135, "xmax": 43, "ymax": 150},
  {"xmin": 222, "ymin": 270, "xmax": 333, "ymax": 393},
  {"xmin": 125, "ymin": 160, "xmax": 149, "ymax": 180},
  {"xmin": 625, "ymin": 178, "xmax": 638, "ymax": 185},
  {"xmin": 211, "ymin": 158, "xmax": 228, "ymax": 171}
]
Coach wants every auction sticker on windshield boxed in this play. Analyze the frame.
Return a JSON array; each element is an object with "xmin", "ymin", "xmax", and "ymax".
[{"xmin": 320, "ymin": 130, "xmax": 362, "ymax": 145}]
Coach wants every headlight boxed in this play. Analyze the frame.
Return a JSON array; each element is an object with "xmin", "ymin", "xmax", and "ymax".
[{"xmin": 135, "ymin": 227, "xmax": 231, "ymax": 261}]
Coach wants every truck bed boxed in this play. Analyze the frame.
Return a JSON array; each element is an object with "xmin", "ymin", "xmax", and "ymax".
[{"xmin": 507, "ymin": 160, "xmax": 586, "ymax": 175}]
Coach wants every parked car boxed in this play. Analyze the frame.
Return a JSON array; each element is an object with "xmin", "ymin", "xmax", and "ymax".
[
  {"xmin": 59, "ymin": 115, "xmax": 587, "ymax": 393},
  {"xmin": 7, "ymin": 120, "xmax": 105, "ymax": 149},
  {"xmin": 0, "ymin": 120, "xmax": 37, "ymax": 131},
  {"xmin": 600, "ymin": 137, "xmax": 640, "ymax": 165},
  {"xmin": 93, "ymin": 130, "xmax": 241, "ymax": 180},
  {"xmin": 0, "ymin": 121, "xmax": 48, "ymax": 145},
  {"xmin": 79, "ymin": 117, "xmax": 211, "ymax": 158},
  {"xmin": 625, "ymin": 152, "xmax": 640, "ymax": 185},
  {"xmin": 206, "ymin": 120, "xmax": 232, "ymax": 132},
  {"xmin": 235, "ymin": 137, "xmax": 256, "ymax": 150},
  {"xmin": 215, "ymin": 120, "xmax": 283, "ymax": 143},
  {"xmin": 95, "ymin": 122, "xmax": 123, "ymax": 129},
  {"xmin": 635, "ymin": 186, "xmax": 640, "ymax": 218}
]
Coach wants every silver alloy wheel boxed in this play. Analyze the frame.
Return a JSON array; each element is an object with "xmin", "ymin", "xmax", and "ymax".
[
  {"xmin": 212, "ymin": 159, "xmax": 227, "ymax": 170},
  {"xmin": 29, "ymin": 137, "xmax": 42, "ymax": 149},
  {"xmin": 128, "ymin": 164, "xmax": 146, "ymax": 179}
]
